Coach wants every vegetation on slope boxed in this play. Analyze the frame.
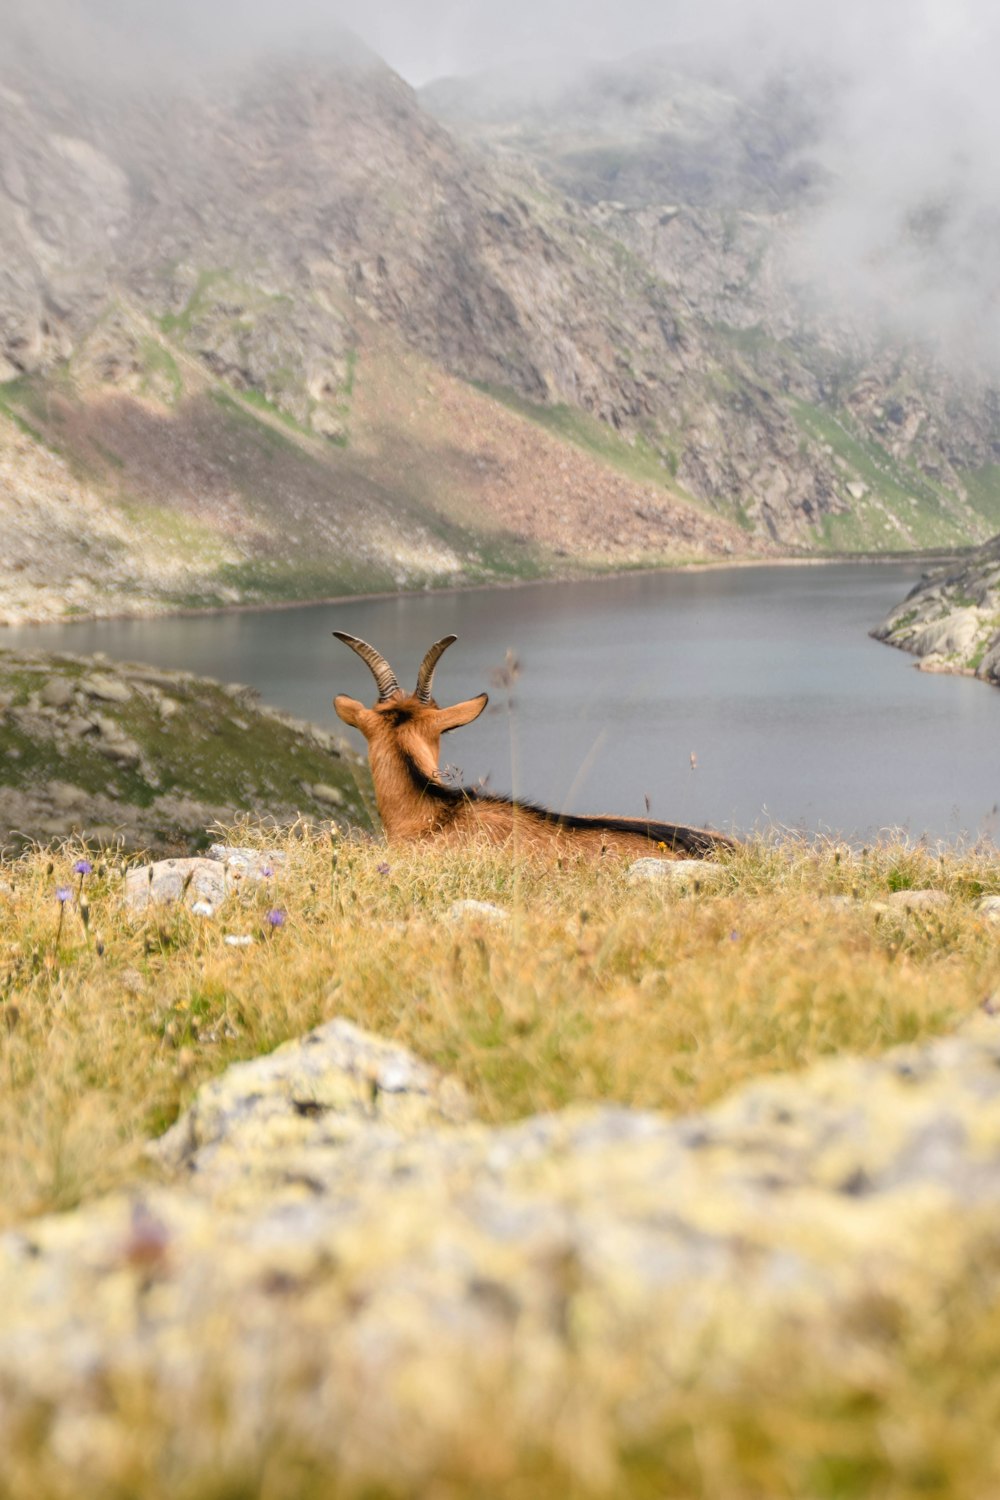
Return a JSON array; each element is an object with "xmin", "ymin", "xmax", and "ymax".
[{"xmin": 0, "ymin": 650, "xmax": 372, "ymax": 850}]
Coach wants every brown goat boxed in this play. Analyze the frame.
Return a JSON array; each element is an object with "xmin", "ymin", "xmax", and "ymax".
[{"xmin": 333, "ymin": 631, "xmax": 735, "ymax": 859}]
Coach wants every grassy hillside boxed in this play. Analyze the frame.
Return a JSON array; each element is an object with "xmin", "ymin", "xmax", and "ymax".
[
  {"xmin": 5, "ymin": 830, "xmax": 997, "ymax": 1222},
  {"xmin": 0, "ymin": 649, "xmax": 372, "ymax": 850}
]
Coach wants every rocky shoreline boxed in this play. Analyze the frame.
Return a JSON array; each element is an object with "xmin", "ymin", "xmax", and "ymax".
[{"xmin": 871, "ymin": 534, "xmax": 1000, "ymax": 687}]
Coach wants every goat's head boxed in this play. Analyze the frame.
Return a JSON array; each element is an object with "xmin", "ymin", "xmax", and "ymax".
[{"xmin": 333, "ymin": 631, "xmax": 488, "ymax": 780}]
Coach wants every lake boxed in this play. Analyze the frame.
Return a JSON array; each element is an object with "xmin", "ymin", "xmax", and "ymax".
[{"xmin": 5, "ymin": 563, "xmax": 999, "ymax": 843}]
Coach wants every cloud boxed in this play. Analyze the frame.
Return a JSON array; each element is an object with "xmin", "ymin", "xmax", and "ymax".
[{"xmin": 6, "ymin": 0, "xmax": 1000, "ymax": 363}]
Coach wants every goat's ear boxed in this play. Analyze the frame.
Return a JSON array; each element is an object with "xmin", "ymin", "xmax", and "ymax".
[
  {"xmin": 434, "ymin": 693, "xmax": 489, "ymax": 733},
  {"xmin": 334, "ymin": 694, "xmax": 376, "ymax": 734}
]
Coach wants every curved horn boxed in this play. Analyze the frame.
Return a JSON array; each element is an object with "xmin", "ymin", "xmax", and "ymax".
[
  {"xmin": 332, "ymin": 631, "xmax": 400, "ymax": 702},
  {"xmin": 414, "ymin": 634, "xmax": 458, "ymax": 703}
]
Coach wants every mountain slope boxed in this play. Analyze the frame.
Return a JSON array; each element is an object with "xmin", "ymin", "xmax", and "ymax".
[
  {"xmin": 423, "ymin": 52, "xmax": 1000, "ymax": 550},
  {"xmin": 1, "ymin": 41, "xmax": 999, "ymax": 626}
]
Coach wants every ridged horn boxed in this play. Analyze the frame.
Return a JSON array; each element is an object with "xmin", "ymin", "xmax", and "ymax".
[
  {"xmin": 332, "ymin": 631, "xmax": 400, "ymax": 702},
  {"xmin": 414, "ymin": 634, "xmax": 458, "ymax": 703}
]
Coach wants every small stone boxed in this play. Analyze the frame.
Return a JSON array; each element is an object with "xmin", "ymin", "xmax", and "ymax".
[
  {"xmin": 46, "ymin": 781, "xmax": 89, "ymax": 810},
  {"xmin": 977, "ymin": 896, "xmax": 1000, "ymax": 923},
  {"xmin": 447, "ymin": 899, "xmax": 509, "ymax": 923},
  {"xmin": 39, "ymin": 677, "xmax": 76, "ymax": 709},
  {"xmin": 79, "ymin": 673, "xmax": 132, "ymax": 704},
  {"xmin": 310, "ymin": 782, "xmax": 345, "ymax": 807},
  {"xmin": 884, "ymin": 889, "xmax": 949, "ymax": 912},
  {"xmin": 96, "ymin": 737, "xmax": 142, "ymax": 767},
  {"xmin": 627, "ymin": 858, "xmax": 725, "ymax": 888},
  {"xmin": 224, "ymin": 934, "xmax": 254, "ymax": 948},
  {"xmin": 190, "ymin": 900, "xmax": 215, "ymax": 918},
  {"xmin": 208, "ymin": 846, "xmax": 286, "ymax": 879}
]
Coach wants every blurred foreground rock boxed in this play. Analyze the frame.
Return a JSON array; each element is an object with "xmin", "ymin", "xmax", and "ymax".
[{"xmin": 3, "ymin": 1016, "xmax": 1000, "ymax": 1490}]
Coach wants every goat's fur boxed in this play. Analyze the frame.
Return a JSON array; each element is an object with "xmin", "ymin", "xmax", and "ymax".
[{"xmin": 333, "ymin": 631, "xmax": 735, "ymax": 859}]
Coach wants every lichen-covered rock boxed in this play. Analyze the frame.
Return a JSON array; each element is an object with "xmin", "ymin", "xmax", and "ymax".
[
  {"xmin": 3, "ymin": 1019, "xmax": 1000, "ymax": 1492},
  {"xmin": 152, "ymin": 1017, "xmax": 472, "ymax": 1183}
]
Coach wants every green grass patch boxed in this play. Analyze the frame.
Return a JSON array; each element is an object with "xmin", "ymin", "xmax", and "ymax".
[
  {"xmin": 957, "ymin": 464, "xmax": 1000, "ymax": 530},
  {"xmin": 139, "ymin": 338, "xmax": 184, "ymax": 404},
  {"xmin": 0, "ymin": 376, "xmax": 49, "ymax": 446},
  {"xmin": 794, "ymin": 401, "xmax": 974, "ymax": 550},
  {"xmin": 158, "ymin": 268, "xmax": 230, "ymax": 337},
  {"xmin": 238, "ymin": 385, "xmax": 315, "ymax": 439}
]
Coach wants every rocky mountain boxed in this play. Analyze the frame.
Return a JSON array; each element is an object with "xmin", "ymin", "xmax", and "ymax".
[
  {"xmin": 1, "ymin": 39, "xmax": 1000, "ymax": 625},
  {"xmin": 872, "ymin": 535, "xmax": 1000, "ymax": 687},
  {"xmin": 0, "ymin": 45, "xmax": 762, "ymax": 623},
  {"xmin": 423, "ymin": 52, "xmax": 1000, "ymax": 551}
]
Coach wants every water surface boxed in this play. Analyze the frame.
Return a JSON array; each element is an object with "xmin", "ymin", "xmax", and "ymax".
[{"xmin": 6, "ymin": 564, "xmax": 999, "ymax": 842}]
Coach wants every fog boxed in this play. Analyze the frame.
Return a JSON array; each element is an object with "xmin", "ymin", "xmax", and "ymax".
[{"xmin": 6, "ymin": 0, "xmax": 1000, "ymax": 362}]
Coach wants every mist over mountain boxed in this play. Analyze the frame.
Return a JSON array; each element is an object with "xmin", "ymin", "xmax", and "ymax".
[{"xmin": 1, "ymin": 4, "xmax": 999, "ymax": 623}]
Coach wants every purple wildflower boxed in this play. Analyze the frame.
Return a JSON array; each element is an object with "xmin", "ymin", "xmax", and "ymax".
[
  {"xmin": 55, "ymin": 886, "xmax": 73, "ymax": 905},
  {"xmin": 266, "ymin": 908, "xmax": 287, "ymax": 929},
  {"xmin": 259, "ymin": 864, "xmax": 274, "ymax": 879},
  {"xmin": 376, "ymin": 862, "xmax": 391, "ymax": 876},
  {"xmin": 73, "ymin": 859, "xmax": 93, "ymax": 877}
]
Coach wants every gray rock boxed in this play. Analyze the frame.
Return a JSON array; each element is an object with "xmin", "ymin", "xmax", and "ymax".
[
  {"xmin": 79, "ymin": 673, "xmax": 132, "ymax": 704},
  {"xmin": 46, "ymin": 780, "xmax": 89, "ymax": 810},
  {"xmin": 977, "ymin": 895, "xmax": 1000, "ymax": 922},
  {"xmin": 39, "ymin": 676, "xmax": 76, "ymax": 709},
  {"xmin": 309, "ymin": 782, "xmax": 345, "ymax": 807},
  {"xmin": 882, "ymin": 889, "xmax": 949, "ymax": 912},
  {"xmin": 627, "ymin": 857, "xmax": 725, "ymax": 888},
  {"xmin": 124, "ymin": 857, "xmax": 230, "ymax": 913},
  {"xmin": 207, "ymin": 844, "xmax": 286, "ymax": 878},
  {"xmin": 96, "ymin": 735, "xmax": 142, "ymax": 767},
  {"xmin": 447, "ymin": 899, "xmax": 509, "ymax": 923},
  {"xmin": 152, "ymin": 1016, "xmax": 472, "ymax": 1173}
]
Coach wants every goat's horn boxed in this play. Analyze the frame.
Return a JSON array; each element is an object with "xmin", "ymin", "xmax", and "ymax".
[
  {"xmin": 332, "ymin": 631, "xmax": 400, "ymax": 701},
  {"xmin": 414, "ymin": 634, "xmax": 458, "ymax": 703}
]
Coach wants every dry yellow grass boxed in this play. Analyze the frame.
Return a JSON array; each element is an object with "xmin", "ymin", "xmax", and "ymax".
[
  {"xmin": 2, "ymin": 827, "xmax": 1000, "ymax": 1500},
  {"xmin": 1, "ymin": 825, "xmax": 997, "ymax": 1231}
]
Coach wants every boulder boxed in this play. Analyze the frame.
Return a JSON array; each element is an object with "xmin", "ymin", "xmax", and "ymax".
[
  {"xmin": 124, "ymin": 856, "xmax": 229, "ymax": 913},
  {"xmin": 3, "ymin": 1022, "xmax": 1000, "ymax": 1491},
  {"xmin": 39, "ymin": 676, "xmax": 76, "ymax": 709}
]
